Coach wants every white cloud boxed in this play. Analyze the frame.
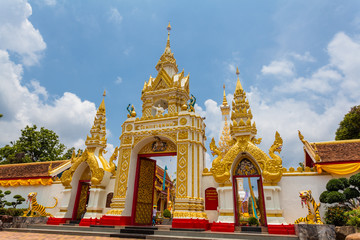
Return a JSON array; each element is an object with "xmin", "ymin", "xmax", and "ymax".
[
  {"xmin": 32, "ymin": 0, "xmax": 56, "ymax": 6},
  {"xmin": 115, "ymin": 76, "xmax": 123, "ymax": 84},
  {"xmin": 205, "ymin": 152, "xmax": 212, "ymax": 170},
  {"xmin": 202, "ymin": 32, "xmax": 360, "ymax": 169},
  {"xmin": 195, "ymin": 100, "xmax": 222, "ymax": 141},
  {"xmin": 289, "ymin": 51, "xmax": 315, "ymax": 62},
  {"xmin": 275, "ymin": 66, "xmax": 342, "ymax": 94},
  {"xmin": 43, "ymin": 0, "xmax": 56, "ymax": 6},
  {"xmin": 29, "ymin": 80, "xmax": 48, "ymax": 100},
  {"xmin": 328, "ymin": 32, "xmax": 360, "ymax": 99},
  {"xmin": 261, "ymin": 60, "xmax": 295, "ymax": 77},
  {"xmin": 0, "ymin": 50, "xmax": 96, "ymax": 146},
  {"xmin": 227, "ymin": 63, "xmax": 236, "ymax": 73},
  {"xmin": 0, "ymin": 0, "xmax": 100, "ymax": 151},
  {"xmin": 0, "ymin": 0, "xmax": 46, "ymax": 66},
  {"xmin": 108, "ymin": 7, "xmax": 123, "ymax": 25}
]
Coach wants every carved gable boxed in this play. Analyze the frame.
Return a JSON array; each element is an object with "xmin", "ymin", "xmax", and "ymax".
[{"xmin": 150, "ymin": 68, "xmax": 173, "ymax": 91}]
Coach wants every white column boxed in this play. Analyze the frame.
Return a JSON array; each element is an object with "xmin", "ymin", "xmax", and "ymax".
[
  {"xmin": 84, "ymin": 187, "xmax": 106, "ymax": 218},
  {"xmin": 263, "ymin": 185, "xmax": 286, "ymax": 224},
  {"xmin": 216, "ymin": 186, "xmax": 234, "ymax": 223},
  {"xmin": 54, "ymin": 188, "xmax": 72, "ymax": 218}
]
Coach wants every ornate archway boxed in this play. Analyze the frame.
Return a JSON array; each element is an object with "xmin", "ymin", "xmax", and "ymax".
[{"xmin": 103, "ymin": 25, "xmax": 208, "ymax": 228}]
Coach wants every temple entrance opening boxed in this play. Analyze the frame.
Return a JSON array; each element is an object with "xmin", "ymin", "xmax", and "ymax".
[
  {"xmin": 72, "ymin": 165, "xmax": 91, "ymax": 221},
  {"xmin": 233, "ymin": 177, "xmax": 266, "ymax": 226},
  {"xmin": 232, "ymin": 157, "xmax": 267, "ymax": 227},
  {"xmin": 131, "ymin": 153, "xmax": 176, "ymax": 225}
]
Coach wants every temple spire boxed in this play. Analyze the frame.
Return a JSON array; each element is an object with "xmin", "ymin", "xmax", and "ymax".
[
  {"xmin": 155, "ymin": 22, "xmax": 178, "ymax": 74},
  {"xmin": 85, "ymin": 92, "xmax": 107, "ymax": 149},
  {"xmin": 220, "ymin": 84, "xmax": 230, "ymax": 117},
  {"xmin": 166, "ymin": 22, "xmax": 171, "ymax": 49},
  {"xmin": 230, "ymin": 67, "xmax": 256, "ymax": 138},
  {"xmin": 235, "ymin": 67, "xmax": 243, "ymax": 91},
  {"xmin": 98, "ymin": 90, "xmax": 106, "ymax": 114},
  {"xmin": 222, "ymin": 84, "xmax": 228, "ymax": 106}
]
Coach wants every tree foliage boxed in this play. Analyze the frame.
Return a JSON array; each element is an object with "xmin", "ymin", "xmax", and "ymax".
[
  {"xmin": 0, "ymin": 190, "xmax": 11, "ymax": 208},
  {"xmin": 324, "ymin": 206, "xmax": 349, "ymax": 226},
  {"xmin": 335, "ymin": 105, "xmax": 360, "ymax": 140},
  {"xmin": 320, "ymin": 173, "xmax": 360, "ymax": 209},
  {"xmin": 0, "ymin": 125, "xmax": 75, "ymax": 164}
]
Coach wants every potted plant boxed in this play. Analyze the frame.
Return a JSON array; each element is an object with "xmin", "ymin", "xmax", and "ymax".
[
  {"xmin": 248, "ymin": 217, "xmax": 259, "ymax": 226},
  {"xmin": 239, "ymin": 216, "xmax": 249, "ymax": 226}
]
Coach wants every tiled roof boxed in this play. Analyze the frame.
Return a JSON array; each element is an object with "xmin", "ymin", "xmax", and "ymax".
[
  {"xmin": 0, "ymin": 160, "xmax": 69, "ymax": 179},
  {"xmin": 313, "ymin": 140, "xmax": 360, "ymax": 163},
  {"xmin": 156, "ymin": 165, "xmax": 172, "ymax": 183}
]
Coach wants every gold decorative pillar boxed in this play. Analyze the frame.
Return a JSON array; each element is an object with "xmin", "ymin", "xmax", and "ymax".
[{"xmin": 108, "ymin": 146, "xmax": 132, "ymax": 215}]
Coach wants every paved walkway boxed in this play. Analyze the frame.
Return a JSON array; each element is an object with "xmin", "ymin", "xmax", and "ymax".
[{"xmin": 1, "ymin": 231, "xmax": 138, "ymax": 240}]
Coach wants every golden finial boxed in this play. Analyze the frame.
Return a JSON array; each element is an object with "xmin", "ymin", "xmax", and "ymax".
[
  {"xmin": 166, "ymin": 22, "xmax": 171, "ymax": 49},
  {"xmin": 167, "ymin": 22, "xmax": 172, "ymax": 31},
  {"xmin": 222, "ymin": 84, "xmax": 228, "ymax": 106},
  {"xmin": 235, "ymin": 67, "xmax": 243, "ymax": 91},
  {"xmin": 103, "ymin": 90, "xmax": 106, "ymax": 97}
]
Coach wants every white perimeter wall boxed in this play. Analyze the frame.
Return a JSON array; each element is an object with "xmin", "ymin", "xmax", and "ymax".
[
  {"xmin": 278, "ymin": 174, "xmax": 333, "ymax": 224},
  {"xmin": 103, "ymin": 177, "xmax": 115, "ymax": 214},
  {"xmin": 0, "ymin": 177, "xmax": 116, "ymax": 217},
  {"xmin": 0, "ymin": 182, "xmax": 65, "ymax": 216},
  {"xmin": 202, "ymin": 174, "xmax": 219, "ymax": 223}
]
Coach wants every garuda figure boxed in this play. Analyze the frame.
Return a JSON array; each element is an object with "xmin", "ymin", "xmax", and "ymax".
[{"xmin": 188, "ymin": 94, "xmax": 196, "ymax": 112}]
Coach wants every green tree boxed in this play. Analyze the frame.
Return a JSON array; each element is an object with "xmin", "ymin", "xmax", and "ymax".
[
  {"xmin": 320, "ymin": 174, "xmax": 360, "ymax": 209},
  {"xmin": 6, "ymin": 195, "xmax": 26, "ymax": 208},
  {"xmin": 335, "ymin": 105, "xmax": 360, "ymax": 140},
  {"xmin": 0, "ymin": 125, "xmax": 76, "ymax": 164},
  {"xmin": 0, "ymin": 190, "xmax": 11, "ymax": 208}
]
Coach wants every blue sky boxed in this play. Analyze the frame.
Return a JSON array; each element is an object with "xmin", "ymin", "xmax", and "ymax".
[{"xmin": 1, "ymin": 0, "xmax": 360, "ymax": 175}]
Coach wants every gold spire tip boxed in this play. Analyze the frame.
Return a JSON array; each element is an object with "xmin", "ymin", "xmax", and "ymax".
[
  {"xmin": 167, "ymin": 22, "xmax": 171, "ymax": 31},
  {"xmin": 103, "ymin": 90, "xmax": 106, "ymax": 97},
  {"xmin": 223, "ymin": 84, "xmax": 225, "ymax": 90},
  {"xmin": 236, "ymin": 67, "xmax": 240, "ymax": 76}
]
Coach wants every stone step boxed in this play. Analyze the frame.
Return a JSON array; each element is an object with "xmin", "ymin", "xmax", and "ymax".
[
  {"xmin": 109, "ymin": 233, "xmax": 148, "ymax": 239},
  {"xmin": 4, "ymin": 227, "xmax": 111, "ymax": 237},
  {"xmin": 170, "ymin": 228, "xmax": 205, "ymax": 232},
  {"xmin": 120, "ymin": 228, "xmax": 155, "ymax": 235},
  {"xmin": 148, "ymin": 235, "xmax": 248, "ymax": 240},
  {"xmin": 27, "ymin": 224, "xmax": 121, "ymax": 233},
  {"xmin": 125, "ymin": 225, "xmax": 158, "ymax": 230},
  {"xmin": 154, "ymin": 230, "xmax": 299, "ymax": 240}
]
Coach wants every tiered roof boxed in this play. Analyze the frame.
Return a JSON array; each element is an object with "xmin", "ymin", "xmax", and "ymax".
[
  {"xmin": 85, "ymin": 91, "xmax": 107, "ymax": 149},
  {"xmin": 230, "ymin": 67, "xmax": 257, "ymax": 138}
]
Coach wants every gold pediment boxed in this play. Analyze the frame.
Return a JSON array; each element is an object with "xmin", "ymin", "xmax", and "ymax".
[
  {"xmin": 139, "ymin": 139, "xmax": 177, "ymax": 154},
  {"xmin": 150, "ymin": 68, "xmax": 173, "ymax": 91}
]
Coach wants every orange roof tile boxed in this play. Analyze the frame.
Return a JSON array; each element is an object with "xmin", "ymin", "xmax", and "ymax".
[
  {"xmin": 313, "ymin": 140, "xmax": 360, "ymax": 163},
  {"xmin": 0, "ymin": 160, "xmax": 69, "ymax": 179}
]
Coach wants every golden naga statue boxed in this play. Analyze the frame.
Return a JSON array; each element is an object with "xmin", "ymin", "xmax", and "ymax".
[
  {"xmin": 23, "ymin": 192, "xmax": 58, "ymax": 217},
  {"xmin": 295, "ymin": 190, "xmax": 323, "ymax": 224},
  {"xmin": 61, "ymin": 149, "xmax": 105, "ymax": 186},
  {"xmin": 262, "ymin": 131, "xmax": 284, "ymax": 184},
  {"xmin": 209, "ymin": 137, "xmax": 229, "ymax": 183},
  {"xmin": 210, "ymin": 131, "xmax": 284, "ymax": 184},
  {"xmin": 108, "ymin": 146, "xmax": 118, "ymax": 175}
]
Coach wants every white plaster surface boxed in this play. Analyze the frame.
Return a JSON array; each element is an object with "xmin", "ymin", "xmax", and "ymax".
[
  {"xmin": 0, "ymin": 183, "xmax": 65, "ymax": 216},
  {"xmin": 278, "ymin": 174, "xmax": 333, "ymax": 224}
]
